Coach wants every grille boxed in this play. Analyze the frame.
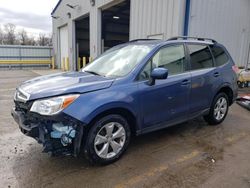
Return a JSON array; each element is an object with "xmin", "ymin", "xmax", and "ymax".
[{"xmin": 14, "ymin": 101, "xmax": 32, "ymax": 114}]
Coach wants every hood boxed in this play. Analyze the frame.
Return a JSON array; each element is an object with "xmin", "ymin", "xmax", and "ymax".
[{"xmin": 18, "ymin": 71, "xmax": 114, "ymax": 100}]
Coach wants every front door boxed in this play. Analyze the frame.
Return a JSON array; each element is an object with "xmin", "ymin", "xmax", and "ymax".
[{"xmin": 138, "ymin": 44, "xmax": 191, "ymax": 130}]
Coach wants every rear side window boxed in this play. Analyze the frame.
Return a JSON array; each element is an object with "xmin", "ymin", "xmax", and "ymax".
[
  {"xmin": 188, "ymin": 44, "xmax": 213, "ymax": 70},
  {"xmin": 210, "ymin": 45, "xmax": 229, "ymax": 66}
]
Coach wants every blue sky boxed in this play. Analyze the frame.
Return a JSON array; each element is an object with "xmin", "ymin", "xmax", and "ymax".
[{"xmin": 0, "ymin": 0, "xmax": 58, "ymax": 36}]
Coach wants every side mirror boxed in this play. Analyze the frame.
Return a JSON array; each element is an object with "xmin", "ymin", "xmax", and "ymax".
[{"xmin": 149, "ymin": 67, "xmax": 168, "ymax": 85}]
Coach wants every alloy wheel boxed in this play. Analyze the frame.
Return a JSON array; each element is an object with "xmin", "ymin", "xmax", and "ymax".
[
  {"xmin": 94, "ymin": 122, "xmax": 126, "ymax": 159},
  {"xmin": 214, "ymin": 97, "xmax": 228, "ymax": 121}
]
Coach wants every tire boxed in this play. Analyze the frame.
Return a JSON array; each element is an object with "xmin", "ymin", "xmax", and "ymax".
[
  {"xmin": 204, "ymin": 92, "xmax": 229, "ymax": 125},
  {"xmin": 84, "ymin": 114, "xmax": 131, "ymax": 165}
]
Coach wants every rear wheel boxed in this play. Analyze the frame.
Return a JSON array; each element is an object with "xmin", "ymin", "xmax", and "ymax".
[
  {"xmin": 84, "ymin": 114, "xmax": 131, "ymax": 165},
  {"xmin": 204, "ymin": 93, "xmax": 229, "ymax": 125}
]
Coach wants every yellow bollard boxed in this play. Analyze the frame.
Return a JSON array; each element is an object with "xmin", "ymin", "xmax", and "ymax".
[
  {"xmin": 65, "ymin": 57, "xmax": 69, "ymax": 71},
  {"xmin": 78, "ymin": 57, "xmax": 81, "ymax": 71},
  {"xmin": 89, "ymin": 57, "xmax": 93, "ymax": 63},
  {"xmin": 83, "ymin": 57, "xmax": 86, "ymax": 68},
  {"xmin": 51, "ymin": 57, "xmax": 55, "ymax": 69},
  {"xmin": 62, "ymin": 57, "xmax": 65, "ymax": 71}
]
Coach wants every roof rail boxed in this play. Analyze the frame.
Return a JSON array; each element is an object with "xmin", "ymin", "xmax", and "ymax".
[
  {"xmin": 168, "ymin": 36, "xmax": 217, "ymax": 43},
  {"xmin": 128, "ymin": 39, "xmax": 159, "ymax": 43}
]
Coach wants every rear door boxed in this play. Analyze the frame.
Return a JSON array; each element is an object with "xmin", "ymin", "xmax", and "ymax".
[
  {"xmin": 187, "ymin": 44, "xmax": 221, "ymax": 116},
  {"xmin": 210, "ymin": 44, "xmax": 238, "ymax": 96}
]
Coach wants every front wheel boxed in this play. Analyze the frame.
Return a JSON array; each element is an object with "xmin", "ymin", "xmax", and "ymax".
[
  {"xmin": 204, "ymin": 93, "xmax": 229, "ymax": 125},
  {"xmin": 84, "ymin": 114, "xmax": 131, "ymax": 165}
]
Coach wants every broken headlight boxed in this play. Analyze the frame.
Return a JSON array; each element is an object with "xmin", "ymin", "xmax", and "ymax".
[{"xmin": 30, "ymin": 94, "xmax": 79, "ymax": 115}]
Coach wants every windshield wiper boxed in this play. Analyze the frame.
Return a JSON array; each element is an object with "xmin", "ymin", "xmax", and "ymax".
[{"xmin": 84, "ymin": 70, "xmax": 101, "ymax": 76}]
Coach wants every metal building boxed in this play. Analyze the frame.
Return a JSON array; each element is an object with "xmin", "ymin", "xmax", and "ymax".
[{"xmin": 52, "ymin": 0, "xmax": 250, "ymax": 70}]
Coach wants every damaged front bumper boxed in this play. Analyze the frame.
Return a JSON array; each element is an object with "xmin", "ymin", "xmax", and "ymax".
[{"xmin": 11, "ymin": 102, "xmax": 84, "ymax": 157}]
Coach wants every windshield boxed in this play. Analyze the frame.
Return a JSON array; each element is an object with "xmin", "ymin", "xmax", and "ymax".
[{"xmin": 82, "ymin": 44, "xmax": 154, "ymax": 77}]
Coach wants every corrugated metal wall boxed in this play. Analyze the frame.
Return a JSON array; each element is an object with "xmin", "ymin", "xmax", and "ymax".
[
  {"xmin": 0, "ymin": 45, "xmax": 53, "ymax": 69},
  {"xmin": 0, "ymin": 45, "xmax": 52, "ymax": 60},
  {"xmin": 130, "ymin": 0, "xmax": 185, "ymax": 40},
  {"xmin": 188, "ymin": 0, "xmax": 250, "ymax": 67}
]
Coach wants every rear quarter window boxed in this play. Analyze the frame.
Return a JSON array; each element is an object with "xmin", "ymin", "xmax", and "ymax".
[
  {"xmin": 210, "ymin": 45, "xmax": 229, "ymax": 66},
  {"xmin": 188, "ymin": 44, "xmax": 213, "ymax": 70}
]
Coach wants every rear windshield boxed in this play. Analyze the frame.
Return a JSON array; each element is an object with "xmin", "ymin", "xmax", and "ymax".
[{"xmin": 210, "ymin": 45, "xmax": 229, "ymax": 66}]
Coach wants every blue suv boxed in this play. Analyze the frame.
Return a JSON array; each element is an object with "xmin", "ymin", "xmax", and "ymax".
[{"xmin": 11, "ymin": 36, "xmax": 238, "ymax": 164}]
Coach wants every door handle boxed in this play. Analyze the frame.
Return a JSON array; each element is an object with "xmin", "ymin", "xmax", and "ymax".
[
  {"xmin": 213, "ymin": 72, "xmax": 220, "ymax": 77},
  {"xmin": 181, "ymin": 79, "xmax": 191, "ymax": 86}
]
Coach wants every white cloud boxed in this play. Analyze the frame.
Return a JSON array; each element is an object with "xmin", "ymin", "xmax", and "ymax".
[{"xmin": 0, "ymin": 0, "xmax": 58, "ymax": 35}]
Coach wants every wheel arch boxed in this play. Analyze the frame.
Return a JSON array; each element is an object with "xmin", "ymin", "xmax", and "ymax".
[
  {"xmin": 216, "ymin": 85, "xmax": 234, "ymax": 106},
  {"xmin": 85, "ymin": 107, "xmax": 138, "ymax": 137}
]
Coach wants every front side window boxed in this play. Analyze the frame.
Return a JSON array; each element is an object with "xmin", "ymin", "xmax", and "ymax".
[
  {"xmin": 83, "ymin": 44, "xmax": 154, "ymax": 77},
  {"xmin": 139, "ymin": 45, "xmax": 186, "ymax": 80},
  {"xmin": 188, "ymin": 44, "xmax": 213, "ymax": 70},
  {"xmin": 210, "ymin": 45, "xmax": 229, "ymax": 66}
]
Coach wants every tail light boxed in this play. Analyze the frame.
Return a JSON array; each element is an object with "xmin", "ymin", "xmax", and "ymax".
[{"xmin": 232, "ymin": 65, "xmax": 239, "ymax": 73}]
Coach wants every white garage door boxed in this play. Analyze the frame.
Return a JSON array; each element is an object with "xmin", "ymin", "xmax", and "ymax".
[
  {"xmin": 59, "ymin": 25, "xmax": 69, "ymax": 69},
  {"xmin": 188, "ymin": 0, "xmax": 250, "ymax": 67}
]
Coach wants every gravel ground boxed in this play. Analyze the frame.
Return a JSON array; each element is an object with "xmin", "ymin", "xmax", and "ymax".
[{"xmin": 0, "ymin": 70, "xmax": 250, "ymax": 188}]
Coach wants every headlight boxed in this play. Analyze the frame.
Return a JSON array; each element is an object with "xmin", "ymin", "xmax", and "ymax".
[{"xmin": 30, "ymin": 94, "xmax": 80, "ymax": 115}]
